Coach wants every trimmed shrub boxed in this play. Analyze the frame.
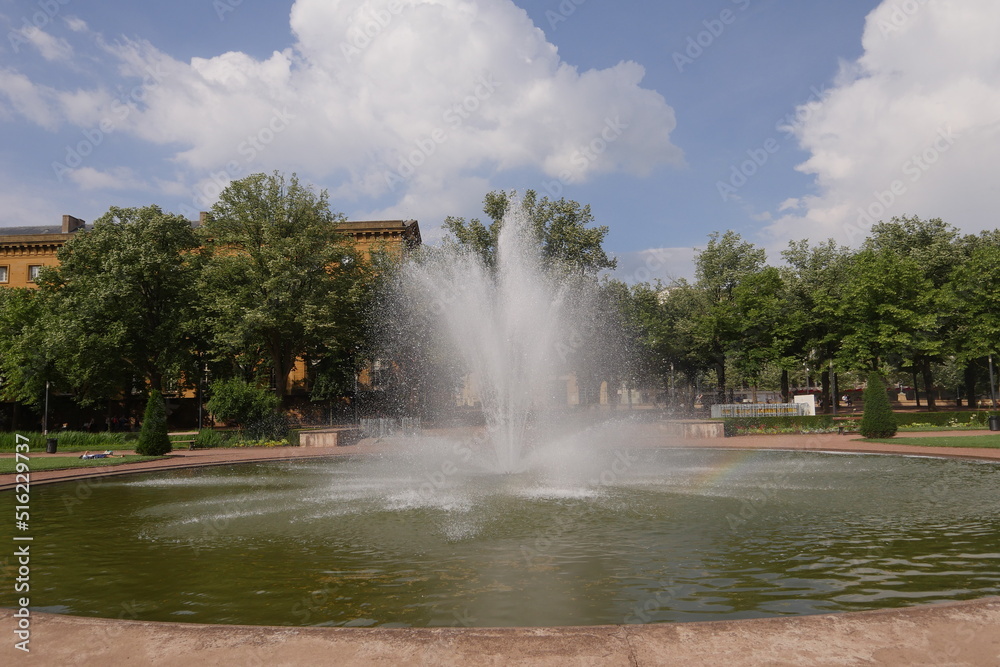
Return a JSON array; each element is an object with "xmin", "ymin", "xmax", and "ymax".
[
  {"xmin": 206, "ymin": 378, "xmax": 284, "ymax": 439},
  {"xmin": 136, "ymin": 390, "xmax": 172, "ymax": 456},
  {"xmin": 860, "ymin": 373, "xmax": 898, "ymax": 438}
]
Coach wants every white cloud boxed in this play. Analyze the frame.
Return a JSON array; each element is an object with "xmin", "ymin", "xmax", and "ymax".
[
  {"xmin": 0, "ymin": 68, "xmax": 61, "ymax": 130},
  {"xmin": 64, "ymin": 17, "xmax": 89, "ymax": 33},
  {"xmin": 68, "ymin": 166, "xmax": 148, "ymax": 191},
  {"xmin": 765, "ymin": 0, "xmax": 1000, "ymax": 248},
  {"xmin": 18, "ymin": 26, "xmax": 73, "ymax": 62},
  {"xmin": 0, "ymin": 0, "xmax": 682, "ymax": 223},
  {"xmin": 612, "ymin": 247, "xmax": 697, "ymax": 284}
]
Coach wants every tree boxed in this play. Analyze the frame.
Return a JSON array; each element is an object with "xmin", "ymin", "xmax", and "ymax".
[
  {"xmin": 0, "ymin": 288, "xmax": 53, "ymax": 407},
  {"xmin": 136, "ymin": 389, "xmax": 172, "ymax": 456},
  {"xmin": 950, "ymin": 231, "xmax": 1000, "ymax": 406},
  {"xmin": 37, "ymin": 205, "xmax": 202, "ymax": 404},
  {"xmin": 781, "ymin": 239, "xmax": 854, "ymax": 408},
  {"xmin": 859, "ymin": 373, "xmax": 897, "ymax": 438},
  {"xmin": 443, "ymin": 190, "xmax": 617, "ymax": 276},
  {"xmin": 730, "ymin": 266, "xmax": 787, "ymax": 402},
  {"xmin": 840, "ymin": 217, "xmax": 960, "ymax": 410},
  {"xmin": 691, "ymin": 231, "xmax": 767, "ymax": 400},
  {"xmin": 199, "ymin": 172, "xmax": 369, "ymax": 404},
  {"xmin": 630, "ymin": 280, "xmax": 708, "ymax": 411}
]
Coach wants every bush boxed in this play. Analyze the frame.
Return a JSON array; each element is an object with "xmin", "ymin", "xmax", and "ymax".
[
  {"xmin": 722, "ymin": 415, "xmax": 837, "ymax": 436},
  {"xmin": 894, "ymin": 411, "xmax": 989, "ymax": 427},
  {"xmin": 206, "ymin": 378, "xmax": 281, "ymax": 428},
  {"xmin": 860, "ymin": 373, "xmax": 898, "ymax": 438},
  {"xmin": 136, "ymin": 390, "xmax": 172, "ymax": 456},
  {"xmin": 192, "ymin": 429, "xmax": 231, "ymax": 449}
]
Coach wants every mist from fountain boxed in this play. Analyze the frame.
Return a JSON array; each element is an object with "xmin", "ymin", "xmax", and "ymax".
[{"xmin": 399, "ymin": 201, "xmax": 571, "ymax": 473}]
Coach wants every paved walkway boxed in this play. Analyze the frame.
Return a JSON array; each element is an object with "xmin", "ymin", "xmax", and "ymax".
[{"xmin": 2, "ymin": 429, "xmax": 999, "ymax": 665}]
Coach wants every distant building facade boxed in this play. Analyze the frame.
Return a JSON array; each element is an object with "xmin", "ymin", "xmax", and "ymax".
[
  {"xmin": 0, "ymin": 215, "xmax": 86, "ymax": 288},
  {"xmin": 338, "ymin": 219, "xmax": 422, "ymax": 260},
  {"xmin": 0, "ymin": 215, "xmax": 421, "ymax": 289}
]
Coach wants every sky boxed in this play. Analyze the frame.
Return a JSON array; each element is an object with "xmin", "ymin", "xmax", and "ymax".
[{"xmin": 1, "ymin": 0, "xmax": 997, "ymax": 282}]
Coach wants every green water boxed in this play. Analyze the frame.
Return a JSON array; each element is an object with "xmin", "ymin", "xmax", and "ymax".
[{"xmin": 3, "ymin": 449, "xmax": 999, "ymax": 627}]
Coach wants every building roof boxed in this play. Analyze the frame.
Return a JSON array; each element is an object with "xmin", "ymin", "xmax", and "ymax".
[{"xmin": 0, "ymin": 225, "xmax": 67, "ymax": 236}]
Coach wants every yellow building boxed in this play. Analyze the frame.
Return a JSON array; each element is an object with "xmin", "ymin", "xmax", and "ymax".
[
  {"xmin": 338, "ymin": 219, "xmax": 421, "ymax": 260},
  {"xmin": 0, "ymin": 215, "xmax": 86, "ymax": 288},
  {"xmin": 0, "ymin": 215, "xmax": 421, "ymax": 288}
]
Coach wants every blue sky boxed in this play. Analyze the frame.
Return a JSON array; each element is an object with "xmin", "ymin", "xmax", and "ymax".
[{"xmin": 1, "ymin": 0, "xmax": 996, "ymax": 281}]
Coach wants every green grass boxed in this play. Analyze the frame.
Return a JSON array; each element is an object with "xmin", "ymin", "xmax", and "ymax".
[
  {"xmin": 0, "ymin": 431, "xmax": 137, "ymax": 453},
  {"xmin": 897, "ymin": 425, "xmax": 989, "ymax": 432},
  {"xmin": 0, "ymin": 454, "xmax": 166, "ymax": 474},
  {"xmin": 864, "ymin": 434, "xmax": 1000, "ymax": 448}
]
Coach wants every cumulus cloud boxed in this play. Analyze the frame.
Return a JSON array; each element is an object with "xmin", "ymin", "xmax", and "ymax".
[
  {"xmin": 765, "ymin": 0, "xmax": 1000, "ymax": 247},
  {"xmin": 0, "ymin": 0, "xmax": 683, "ymax": 222}
]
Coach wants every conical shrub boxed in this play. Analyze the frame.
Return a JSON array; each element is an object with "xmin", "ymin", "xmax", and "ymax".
[
  {"xmin": 859, "ymin": 372, "xmax": 898, "ymax": 438},
  {"xmin": 136, "ymin": 389, "xmax": 172, "ymax": 456}
]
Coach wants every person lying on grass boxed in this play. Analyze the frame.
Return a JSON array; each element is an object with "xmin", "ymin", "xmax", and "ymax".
[{"xmin": 79, "ymin": 451, "xmax": 123, "ymax": 460}]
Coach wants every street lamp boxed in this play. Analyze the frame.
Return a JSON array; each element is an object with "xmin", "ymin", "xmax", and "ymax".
[
  {"xmin": 990, "ymin": 354, "xmax": 998, "ymax": 409},
  {"xmin": 42, "ymin": 380, "xmax": 50, "ymax": 435}
]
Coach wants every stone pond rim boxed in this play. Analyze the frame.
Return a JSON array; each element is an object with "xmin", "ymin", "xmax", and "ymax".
[{"xmin": 2, "ymin": 432, "xmax": 999, "ymax": 664}]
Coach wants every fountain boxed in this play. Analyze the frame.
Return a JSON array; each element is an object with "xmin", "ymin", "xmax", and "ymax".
[
  {"xmin": 394, "ymin": 201, "xmax": 570, "ymax": 473},
  {"xmin": 3, "ymin": 200, "xmax": 1000, "ymax": 631}
]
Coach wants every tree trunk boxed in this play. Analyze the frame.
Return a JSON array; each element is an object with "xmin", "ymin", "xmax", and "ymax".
[
  {"xmin": 964, "ymin": 361, "xmax": 978, "ymax": 409},
  {"xmin": 716, "ymin": 359, "xmax": 726, "ymax": 403},
  {"xmin": 821, "ymin": 369, "xmax": 831, "ymax": 414},
  {"xmin": 781, "ymin": 369, "xmax": 790, "ymax": 404},
  {"xmin": 913, "ymin": 371, "xmax": 921, "ymax": 408},
  {"xmin": 270, "ymin": 337, "xmax": 295, "ymax": 406},
  {"xmin": 921, "ymin": 359, "xmax": 937, "ymax": 411}
]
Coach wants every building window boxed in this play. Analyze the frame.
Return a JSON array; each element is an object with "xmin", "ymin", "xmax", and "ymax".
[
  {"xmin": 0, "ymin": 265, "xmax": 8, "ymax": 283},
  {"xmin": 27, "ymin": 265, "xmax": 42, "ymax": 283}
]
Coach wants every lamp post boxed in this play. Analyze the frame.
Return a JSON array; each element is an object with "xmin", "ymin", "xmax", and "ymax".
[
  {"xmin": 990, "ymin": 354, "xmax": 998, "ymax": 409},
  {"xmin": 831, "ymin": 360, "xmax": 838, "ymax": 416},
  {"xmin": 42, "ymin": 380, "xmax": 50, "ymax": 435}
]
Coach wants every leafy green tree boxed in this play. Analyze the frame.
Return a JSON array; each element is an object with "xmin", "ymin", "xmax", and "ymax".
[
  {"xmin": 0, "ymin": 288, "xmax": 54, "ymax": 406},
  {"xmin": 136, "ymin": 389, "xmax": 172, "ymax": 455},
  {"xmin": 730, "ymin": 266, "xmax": 787, "ymax": 402},
  {"xmin": 950, "ymin": 231, "xmax": 1000, "ymax": 406},
  {"xmin": 199, "ymin": 172, "xmax": 369, "ymax": 404},
  {"xmin": 859, "ymin": 373, "xmax": 898, "ymax": 438},
  {"xmin": 629, "ymin": 280, "xmax": 708, "ymax": 410},
  {"xmin": 841, "ymin": 217, "xmax": 960, "ymax": 410},
  {"xmin": 781, "ymin": 239, "xmax": 854, "ymax": 408},
  {"xmin": 443, "ymin": 190, "xmax": 616, "ymax": 276},
  {"xmin": 690, "ymin": 231, "xmax": 767, "ymax": 400},
  {"xmin": 37, "ymin": 205, "xmax": 201, "ymax": 404}
]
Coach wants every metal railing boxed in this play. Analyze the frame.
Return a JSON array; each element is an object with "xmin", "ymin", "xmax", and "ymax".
[{"xmin": 710, "ymin": 403, "xmax": 808, "ymax": 418}]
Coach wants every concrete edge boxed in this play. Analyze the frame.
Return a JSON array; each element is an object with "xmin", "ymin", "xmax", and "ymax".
[
  {"xmin": 3, "ymin": 434, "xmax": 1000, "ymax": 665},
  {"xmin": 3, "ymin": 598, "xmax": 999, "ymax": 666}
]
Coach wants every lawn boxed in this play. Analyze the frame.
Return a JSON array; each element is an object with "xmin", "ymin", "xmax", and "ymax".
[
  {"xmin": 864, "ymin": 434, "xmax": 1000, "ymax": 448},
  {"xmin": 0, "ymin": 455, "xmax": 166, "ymax": 474},
  {"xmin": 0, "ymin": 431, "xmax": 196, "ymax": 453}
]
